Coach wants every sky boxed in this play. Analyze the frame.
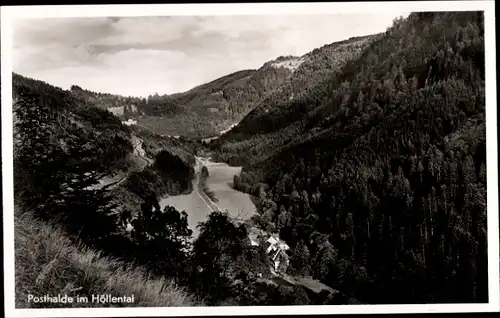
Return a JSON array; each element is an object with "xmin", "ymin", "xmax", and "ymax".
[{"xmin": 13, "ymin": 13, "xmax": 410, "ymax": 97}]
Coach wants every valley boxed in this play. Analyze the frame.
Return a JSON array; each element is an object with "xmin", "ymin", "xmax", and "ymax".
[
  {"xmin": 201, "ymin": 159, "xmax": 257, "ymax": 222},
  {"xmin": 11, "ymin": 11, "xmax": 488, "ymax": 308},
  {"xmin": 158, "ymin": 155, "xmax": 258, "ymax": 238}
]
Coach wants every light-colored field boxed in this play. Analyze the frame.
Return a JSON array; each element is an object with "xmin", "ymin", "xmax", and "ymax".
[
  {"xmin": 159, "ymin": 157, "xmax": 211, "ymax": 237},
  {"xmin": 202, "ymin": 160, "xmax": 258, "ymax": 222},
  {"xmin": 159, "ymin": 189, "xmax": 212, "ymax": 238},
  {"xmin": 159, "ymin": 157, "xmax": 257, "ymax": 238}
]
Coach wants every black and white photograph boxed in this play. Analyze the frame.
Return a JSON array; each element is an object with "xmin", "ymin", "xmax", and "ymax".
[{"xmin": 1, "ymin": 1, "xmax": 498, "ymax": 317}]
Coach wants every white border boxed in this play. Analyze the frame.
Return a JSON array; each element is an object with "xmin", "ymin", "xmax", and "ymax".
[{"xmin": 1, "ymin": 1, "xmax": 498, "ymax": 317}]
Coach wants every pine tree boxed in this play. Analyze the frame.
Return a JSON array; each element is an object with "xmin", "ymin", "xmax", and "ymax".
[{"xmin": 291, "ymin": 239, "xmax": 311, "ymax": 276}]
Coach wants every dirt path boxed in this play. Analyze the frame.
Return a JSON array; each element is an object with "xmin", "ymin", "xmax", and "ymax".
[
  {"xmin": 114, "ymin": 137, "xmax": 153, "ymax": 186},
  {"xmin": 194, "ymin": 158, "xmax": 222, "ymax": 213}
]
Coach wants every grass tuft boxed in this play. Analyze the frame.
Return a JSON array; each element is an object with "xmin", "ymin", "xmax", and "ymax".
[{"xmin": 15, "ymin": 211, "xmax": 202, "ymax": 308}]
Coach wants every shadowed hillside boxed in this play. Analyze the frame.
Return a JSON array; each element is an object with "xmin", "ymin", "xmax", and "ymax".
[
  {"xmin": 12, "ymin": 73, "xmax": 202, "ymax": 307},
  {"xmin": 212, "ymin": 12, "xmax": 487, "ymax": 304},
  {"xmin": 210, "ymin": 34, "xmax": 381, "ymax": 166}
]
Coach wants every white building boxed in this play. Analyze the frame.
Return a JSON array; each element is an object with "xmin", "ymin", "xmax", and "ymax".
[
  {"xmin": 265, "ymin": 234, "xmax": 290, "ymax": 253},
  {"xmin": 248, "ymin": 228, "xmax": 290, "ymax": 272},
  {"xmin": 122, "ymin": 119, "xmax": 137, "ymax": 126}
]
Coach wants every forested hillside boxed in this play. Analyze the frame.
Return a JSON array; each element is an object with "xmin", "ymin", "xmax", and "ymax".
[
  {"xmin": 13, "ymin": 73, "xmax": 204, "ymax": 307},
  {"xmin": 70, "ymin": 85, "xmax": 186, "ymax": 118},
  {"xmin": 131, "ymin": 125, "xmax": 198, "ymax": 165},
  {"xmin": 135, "ymin": 64, "xmax": 293, "ymax": 138},
  {"xmin": 117, "ymin": 126, "xmax": 197, "ymax": 212},
  {"xmin": 213, "ymin": 12, "xmax": 487, "ymax": 304},
  {"xmin": 211, "ymin": 34, "xmax": 380, "ymax": 165},
  {"xmin": 13, "ymin": 73, "xmax": 134, "ymax": 241},
  {"xmin": 225, "ymin": 34, "xmax": 380, "ymax": 137}
]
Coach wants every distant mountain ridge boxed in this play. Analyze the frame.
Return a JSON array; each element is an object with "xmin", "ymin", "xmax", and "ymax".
[
  {"xmin": 225, "ymin": 34, "xmax": 380, "ymax": 137},
  {"xmin": 70, "ymin": 85, "xmax": 187, "ymax": 118},
  {"xmin": 60, "ymin": 34, "xmax": 380, "ymax": 138}
]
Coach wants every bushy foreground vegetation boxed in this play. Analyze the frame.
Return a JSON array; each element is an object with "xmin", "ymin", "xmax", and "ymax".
[{"xmin": 15, "ymin": 210, "xmax": 199, "ymax": 308}]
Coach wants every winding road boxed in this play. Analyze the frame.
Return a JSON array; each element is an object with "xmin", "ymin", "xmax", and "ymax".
[
  {"xmin": 131, "ymin": 137, "xmax": 154, "ymax": 166},
  {"xmin": 93, "ymin": 136, "xmax": 153, "ymax": 190}
]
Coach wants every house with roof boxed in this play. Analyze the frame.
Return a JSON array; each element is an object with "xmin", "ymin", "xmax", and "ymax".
[
  {"xmin": 247, "ymin": 227, "xmax": 290, "ymax": 273},
  {"xmin": 264, "ymin": 234, "xmax": 290, "ymax": 254},
  {"xmin": 265, "ymin": 234, "xmax": 290, "ymax": 273}
]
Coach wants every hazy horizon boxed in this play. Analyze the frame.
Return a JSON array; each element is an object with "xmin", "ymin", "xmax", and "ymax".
[{"xmin": 13, "ymin": 13, "xmax": 410, "ymax": 98}]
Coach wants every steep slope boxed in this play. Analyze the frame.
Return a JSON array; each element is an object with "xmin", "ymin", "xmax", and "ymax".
[
  {"xmin": 15, "ymin": 211, "xmax": 199, "ymax": 308},
  {"xmin": 226, "ymin": 34, "xmax": 380, "ymax": 137},
  {"xmin": 170, "ymin": 69, "xmax": 256, "ymax": 118},
  {"xmin": 131, "ymin": 125, "xmax": 198, "ymax": 167},
  {"xmin": 13, "ymin": 73, "xmax": 134, "ymax": 189},
  {"xmin": 136, "ymin": 63, "xmax": 294, "ymax": 138},
  {"xmin": 13, "ymin": 73, "xmax": 150, "ymax": 251},
  {"xmin": 211, "ymin": 34, "xmax": 381, "ymax": 166},
  {"xmin": 214, "ymin": 12, "xmax": 487, "ymax": 304},
  {"xmin": 172, "ymin": 60, "xmax": 295, "ymax": 124}
]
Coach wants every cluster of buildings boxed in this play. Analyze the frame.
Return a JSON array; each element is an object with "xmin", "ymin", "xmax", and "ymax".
[
  {"xmin": 248, "ymin": 227, "xmax": 290, "ymax": 273},
  {"xmin": 247, "ymin": 226, "xmax": 338, "ymax": 297}
]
